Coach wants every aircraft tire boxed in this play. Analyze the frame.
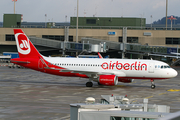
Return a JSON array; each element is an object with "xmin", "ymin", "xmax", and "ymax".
[
  {"xmin": 151, "ymin": 85, "xmax": 156, "ymax": 89},
  {"xmin": 86, "ymin": 82, "xmax": 93, "ymax": 87},
  {"xmin": 98, "ymin": 82, "xmax": 102, "ymax": 85}
]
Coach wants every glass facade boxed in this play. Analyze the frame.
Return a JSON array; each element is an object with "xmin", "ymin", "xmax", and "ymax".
[
  {"xmin": 6, "ymin": 35, "xmax": 15, "ymax": 41},
  {"xmin": 119, "ymin": 37, "xmax": 138, "ymax": 43},
  {"xmin": 86, "ymin": 19, "xmax": 96, "ymax": 24},
  {"xmin": 166, "ymin": 38, "xmax": 180, "ymax": 44},
  {"xmin": 42, "ymin": 35, "xmax": 64, "ymax": 41},
  {"xmin": 42, "ymin": 35, "xmax": 73, "ymax": 42}
]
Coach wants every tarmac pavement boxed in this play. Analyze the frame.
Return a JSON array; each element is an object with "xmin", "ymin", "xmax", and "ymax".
[{"xmin": 0, "ymin": 66, "xmax": 179, "ymax": 120}]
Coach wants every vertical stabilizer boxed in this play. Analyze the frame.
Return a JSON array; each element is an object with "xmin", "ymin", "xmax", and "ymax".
[{"xmin": 14, "ymin": 29, "xmax": 41, "ymax": 58}]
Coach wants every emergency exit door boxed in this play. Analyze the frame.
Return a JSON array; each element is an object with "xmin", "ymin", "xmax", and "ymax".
[{"xmin": 148, "ymin": 63, "xmax": 154, "ymax": 73}]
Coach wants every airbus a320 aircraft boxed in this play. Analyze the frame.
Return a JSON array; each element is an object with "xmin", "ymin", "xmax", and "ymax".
[{"xmin": 11, "ymin": 29, "xmax": 178, "ymax": 89}]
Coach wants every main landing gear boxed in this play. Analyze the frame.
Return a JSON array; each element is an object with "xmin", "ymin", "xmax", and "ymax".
[
  {"xmin": 151, "ymin": 79, "xmax": 156, "ymax": 89},
  {"xmin": 86, "ymin": 81, "xmax": 93, "ymax": 87}
]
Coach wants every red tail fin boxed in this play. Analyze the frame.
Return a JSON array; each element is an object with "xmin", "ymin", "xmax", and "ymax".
[{"xmin": 14, "ymin": 29, "xmax": 41, "ymax": 58}]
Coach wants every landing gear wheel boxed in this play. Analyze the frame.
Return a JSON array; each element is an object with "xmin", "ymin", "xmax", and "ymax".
[
  {"xmin": 151, "ymin": 84, "xmax": 156, "ymax": 89},
  {"xmin": 86, "ymin": 82, "xmax": 93, "ymax": 87},
  {"xmin": 98, "ymin": 82, "xmax": 102, "ymax": 85}
]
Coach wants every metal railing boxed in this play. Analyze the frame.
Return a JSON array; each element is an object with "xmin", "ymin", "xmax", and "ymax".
[
  {"xmin": 29, "ymin": 37, "xmax": 62, "ymax": 49},
  {"xmin": 3, "ymin": 25, "xmax": 180, "ymax": 30},
  {"xmin": 125, "ymin": 44, "xmax": 171, "ymax": 54},
  {"xmin": 29, "ymin": 37, "xmax": 92, "ymax": 52}
]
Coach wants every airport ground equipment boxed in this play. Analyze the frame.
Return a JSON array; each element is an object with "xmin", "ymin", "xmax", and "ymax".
[{"xmin": 70, "ymin": 95, "xmax": 172, "ymax": 120}]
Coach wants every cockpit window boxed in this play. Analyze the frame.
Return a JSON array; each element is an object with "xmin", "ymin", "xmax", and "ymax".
[{"xmin": 161, "ymin": 65, "xmax": 170, "ymax": 69}]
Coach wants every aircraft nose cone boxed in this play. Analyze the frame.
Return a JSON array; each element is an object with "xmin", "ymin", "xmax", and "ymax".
[{"xmin": 171, "ymin": 69, "xmax": 178, "ymax": 78}]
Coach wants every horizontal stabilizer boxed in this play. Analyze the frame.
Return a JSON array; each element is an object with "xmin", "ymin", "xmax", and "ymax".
[{"xmin": 11, "ymin": 60, "xmax": 30, "ymax": 64}]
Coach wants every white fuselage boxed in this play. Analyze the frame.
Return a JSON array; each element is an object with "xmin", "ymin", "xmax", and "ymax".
[{"xmin": 43, "ymin": 57, "xmax": 178, "ymax": 80}]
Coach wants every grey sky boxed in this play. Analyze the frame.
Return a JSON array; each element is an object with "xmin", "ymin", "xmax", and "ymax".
[{"xmin": 0, "ymin": 0, "xmax": 179, "ymax": 24}]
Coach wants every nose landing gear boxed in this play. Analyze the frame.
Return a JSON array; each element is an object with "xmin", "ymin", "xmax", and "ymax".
[{"xmin": 151, "ymin": 79, "xmax": 156, "ymax": 89}]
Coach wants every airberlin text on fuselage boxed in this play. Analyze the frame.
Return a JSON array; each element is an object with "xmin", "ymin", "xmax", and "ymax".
[{"xmin": 101, "ymin": 61, "xmax": 147, "ymax": 71}]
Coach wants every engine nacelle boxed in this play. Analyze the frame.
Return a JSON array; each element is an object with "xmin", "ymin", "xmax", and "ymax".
[
  {"xmin": 98, "ymin": 75, "xmax": 118, "ymax": 86},
  {"xmin": 118, "ymin": 78, "xmax": 134, "ymax": 83}
]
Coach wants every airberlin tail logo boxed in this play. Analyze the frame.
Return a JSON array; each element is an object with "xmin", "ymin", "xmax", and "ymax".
[
  {"xmin": 15, "ymin": 33, "xmax": 31, "ymax": 55},
  {"xmin": 20, "ymin": 40, "xmax": 29, "ymax": 49}
]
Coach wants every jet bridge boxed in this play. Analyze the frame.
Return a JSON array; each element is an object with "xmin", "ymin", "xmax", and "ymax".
[
  {"xmin": 81, "ymin": 38, "xmax": 180, "ymax": 64},
  {"xmin": 29, "ymin": 36, "xmax": 179, "ymax": 57},
  {"xmin": 29, "ymin": 37, "xmax": 180, "ymax": 64},
  {"xmin": 29, "ymin": 37, "xmax": 107, "ymax": 53},
  {"xmin": 81, "ymin": 38, "xmax": 179, "ymax": 56}
]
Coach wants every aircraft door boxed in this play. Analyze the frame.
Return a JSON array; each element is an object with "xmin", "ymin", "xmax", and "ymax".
[{"xmin": 148, "ymin": 63, "xmax": 154, "ymax": 73}]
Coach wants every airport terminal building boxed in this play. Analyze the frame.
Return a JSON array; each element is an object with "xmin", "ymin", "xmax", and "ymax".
[{"xmin": 1, "ymin": 14, "xmax": 180, "ymax": 64}]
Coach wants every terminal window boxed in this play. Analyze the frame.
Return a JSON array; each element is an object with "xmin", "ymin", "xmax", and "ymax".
[
  {"xmin": 86, "ymin": 19, "xmax": 96, "ymax": 24},
  {"xmin": 119, "ymin": 37, "xmax": 123, "ymax": 42},
  {"xmin": 119, "ymin": 37, "xmax": 138, "ymax": 43},
  {"xmin": 127, "ymin": 37, "xmax": 138, "ymax": 43},
  {"xmin": 166, "ymin": 37, "xmax": 180, "ymax": 44},
  {"xmin": 6, "ymin": 35, "xmax": 15, "ymax": 41},
  {"xmin": 42, "ymin": 35, "xmax": 65, "ymax": 41},
  {"xmin": 69, "ymin": 36, "xmax": 73, "ymax": 42}
]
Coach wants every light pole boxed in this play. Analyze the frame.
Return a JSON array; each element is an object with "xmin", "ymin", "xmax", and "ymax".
[
  {"xmin": 45, "ymin": 14, "xmax": 47, "ymax": 28},
  {"xmin": 12, "ymin": 0, "xmax": 17, "ymax": 14},
  {"xmin": 166, "ymin": 0, "xmax": 168, "ymax": 30},
  {"xmin": 76, "ymin": 0, "xmax": 79, "ymax": 57},
  {"xmin": 76, "ymin": 0, "xmax": 79, "ymax": 43},
  {"xmin": 151, "ymin": 15, "xmax": 153, "ymax": 29},
  {"xmin": 168, "ymin": 16, "xmax": 176, "ymax": 30}
]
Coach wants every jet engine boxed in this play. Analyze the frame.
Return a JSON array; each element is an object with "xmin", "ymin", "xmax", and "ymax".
[
  {"xmin": 98, "ymin": 75, "xmax": 118, "ymax": 86},
  {"xmin": 118, "ymin": 78, "xmax": 134, "ymax": 83}
]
